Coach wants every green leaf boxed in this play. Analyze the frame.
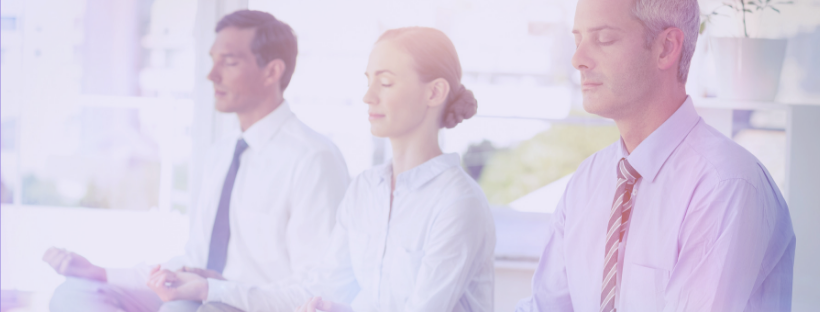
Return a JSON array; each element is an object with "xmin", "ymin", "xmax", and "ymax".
[
  {"xmin": 700, "ymin": 21, "xmax": 706, "ymax": 34},
  {"xmin": 772, "ymin": 7, "xmax": 781, "ymax": 12}
]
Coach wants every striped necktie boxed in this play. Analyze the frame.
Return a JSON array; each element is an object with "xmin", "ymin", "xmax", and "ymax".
[
  {"xmin": 206, "ymin": 139, "xmax": 248, "ymax": 274},
  {"xmin": 601, "ymin": 158, "xmax": 641, "ymax": 312}
]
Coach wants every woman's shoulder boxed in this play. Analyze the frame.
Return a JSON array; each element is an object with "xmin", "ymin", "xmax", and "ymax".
[{"xmin": 430, "ymin": 166, "xmax": 492, "ymax": 212}]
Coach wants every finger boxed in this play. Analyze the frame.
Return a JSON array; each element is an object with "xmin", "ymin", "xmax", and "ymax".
[
  {"xmin": 151, "ymin": 270, "xmax": 173, "ymax": 289},
  {"xmin": 163, "ymin": 270, "xmax": 179, "ymax": 284},
  {"xmin": 51, "ymin": 252, "xmax": 72, "ymax": 272},
  {"xmin": 295, "ymin": 300, "xmax": 310, "ymax": 312},
  {"xmin": 317, "ymin": 298, "xmax": 333, "ymax": 311},
  {"xmin": 42, "ymin": 247, "xmax": 60, "ymax": 262},
  {"xmin": 45, "ymin": 251, "xmax": 64, "ymax": 267},
  {"xmin": 149, "ymin": 264, "xmax": 161, "ymax": 275},
  {"xmin": 180, "ymin": 266, "xmax": 196, "ymax": 275},
  {"xmin": 307, "ymin": 297, "xmax": 322, "ymax": 312},
  {"xmin": 155, "ymin": 270, "xmax": 178, "ymax": 289},
  {"xmin": 45, "ymin": 248, "xmax": 68, "ymax": 266},
  {"xmin": 186, "ymin": 267, "xmax": 205, "ymax": 276},
  {"xmin": 147, "ymin": 273, "xmax": 163, "ymax": 290},
  {"xmin": 149, "ymin": 271, "xmax": 166, "ymax": 289},
  {"xmin": 57, "ymin": 253, "xmax": 73, "ymax": 273}
]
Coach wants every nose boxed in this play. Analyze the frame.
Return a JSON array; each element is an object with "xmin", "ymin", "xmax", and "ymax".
[
  {"xmin": 571, "ymin": 40, "xmax": 594, "ymax": 71},
  {"xmin": 207, "ymin": 65, "xmax": 220, "ymax": 83},
  {"xmin": 362, "ymin": 84, "xmax": 378, "ymax": 106}
]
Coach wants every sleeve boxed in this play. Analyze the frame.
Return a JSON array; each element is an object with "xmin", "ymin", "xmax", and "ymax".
[
  {"xmin": 205, "ymin": 183, "xmax": 359, "ymax": 312},
  {"xmin": 403, "ymin": 193, "xmax": 495, "ymax": 312},
  {"xmin": 662, "ymin": 179, "xmax": 785, "ymax": 311},
  {"xmin": 515, "ymin": 189, "xmax": 573, "ymax": 312},
  {"xmin": 285, "ymin": 149, "xmax": 350, "ymax": 275}
]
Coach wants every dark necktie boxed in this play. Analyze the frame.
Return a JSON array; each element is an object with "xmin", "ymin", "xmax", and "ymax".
[
  {"xmin": 206, "ymin": 139, "xmax": 248, "ymax": 274},
  {"xmin": 600, "ymin": 158, "xmax": 641, "ymax": 312}
]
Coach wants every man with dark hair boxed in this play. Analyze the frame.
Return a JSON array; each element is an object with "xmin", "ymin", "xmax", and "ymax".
[{"xmin": 43, "ymin": 10, "xmax": 350, "ymax": 312}]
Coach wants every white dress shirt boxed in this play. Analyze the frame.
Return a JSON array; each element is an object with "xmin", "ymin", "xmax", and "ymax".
[
  {"xmin": 516, "ymin": 96, "xmax": 795, "ymax": 312},
  {"xmin": 207, "ymin": 153, "xmax": 497, "ymax": 312},
  {"xmin": 106, "ymin": 102, "xmax": 350, "ymax": 295}
]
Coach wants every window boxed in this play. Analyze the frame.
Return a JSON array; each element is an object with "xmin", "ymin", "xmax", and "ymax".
[{"xmin": 0, "ymin": 0, "xmax": 197, "ymax": 212}]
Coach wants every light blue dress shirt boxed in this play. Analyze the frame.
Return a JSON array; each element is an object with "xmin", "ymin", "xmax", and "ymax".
[
  {"xmin": 208, "ymin": 153, "xmax": 496, "ymax": 312},
  {"xmin": 517, "ymin": 96, "xmax": 795, "ymax": 311}
]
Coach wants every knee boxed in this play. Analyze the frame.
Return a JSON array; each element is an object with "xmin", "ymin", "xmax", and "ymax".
[
  {"xmin": 158, "ymin": 300, "xmax": 202, "ymax": 312},
  {"xmin": 197, "ymin": 302, "xmax": 244, "ymax": 312},
  {"xmin": 49, "ymin": 277, "xmax": 104, "ymax": 312}
]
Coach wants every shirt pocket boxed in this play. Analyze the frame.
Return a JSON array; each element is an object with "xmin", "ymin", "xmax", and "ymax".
[{"xmin": 622, "ymin": 263, "xmax": 669, "ymax": 312}]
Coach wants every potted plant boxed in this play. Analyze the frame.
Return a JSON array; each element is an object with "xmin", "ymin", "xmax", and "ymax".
[{"xmin": 703, "ymin": 0, "xmax": 794, "ymax": 101}]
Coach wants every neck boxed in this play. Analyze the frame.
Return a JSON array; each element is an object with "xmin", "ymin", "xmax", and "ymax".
[
  {"xmin": 389, "ymin": 126, "xmax": 443, "ymax": 190},
  {"xmin": 237, "ymin": 94, "xmax": 284, "ymax": 132},
  {"xmin": 616, "ymin": 84, "xmax": 687, "ymax": 154}
]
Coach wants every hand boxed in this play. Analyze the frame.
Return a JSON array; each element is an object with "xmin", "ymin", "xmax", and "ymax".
[
  {"xmin": 179, "ymin": 266, "xmax": 226, "ymax": 280},
  {"xmin": 147, "ymin": 265, "xmax": 208, "ymax": 302},
  {"xmin": 42, "ymin": 247, "xmax": 106, "ymax": 282},
  {"xmin": 294, "ymin": 297, "xmax": 353, "ymax": 312}
]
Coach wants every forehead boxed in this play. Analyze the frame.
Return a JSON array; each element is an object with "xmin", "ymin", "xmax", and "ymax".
[
  {"xmin": 366, "ymin": 40, "xmax": 416, "ymax": 75},
  {"xmin": 210, "ymin": 26, "xmax": 255, "ymax": 56},
  {"xmin": 573, "ymin": 0, "xmax": 639, "ymax": 32}
]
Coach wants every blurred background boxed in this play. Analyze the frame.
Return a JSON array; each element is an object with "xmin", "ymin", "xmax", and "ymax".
[{"xmin": 1, "ymin": 0, "xmax": 819, "ymax": 311}]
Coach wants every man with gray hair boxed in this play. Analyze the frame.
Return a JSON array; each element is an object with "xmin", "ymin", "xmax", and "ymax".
[{"xmin": 517, "ymin": 0, "xmax": 795, "ymax": 311}]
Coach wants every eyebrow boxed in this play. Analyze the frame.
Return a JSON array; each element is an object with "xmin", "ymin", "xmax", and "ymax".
[
  {"xmin": 364, "ymin": 69, "xmax": 395, "ymax": 78},
  {"xmin": 571, "ymin": 25, "xmax": 621, "ymax": 34},
  {"xmin": 209, "ymin": 52, "xmax": 240, "ymax": 58}
]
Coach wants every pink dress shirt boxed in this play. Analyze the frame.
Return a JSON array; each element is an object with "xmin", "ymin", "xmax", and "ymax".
[{"xmin": 516, "ymin": 96, "xmax": 795, "ymax": 311}]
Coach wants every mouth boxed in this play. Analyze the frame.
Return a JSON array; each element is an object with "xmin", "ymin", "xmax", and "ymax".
[
  {"xmin": 214, "ymin": 90, "xmax": 227, "ymax": 97},
  {"xmin": 368, "ymin": 113, "xmax": 385, "ymax": 121},
  {"xmin": 581, "ymin": 82, "xmax": 602, "ymax": 91}
]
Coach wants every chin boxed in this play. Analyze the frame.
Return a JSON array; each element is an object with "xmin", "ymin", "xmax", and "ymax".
[
  {"xmin": 214, "ymin": 101, "xmax": 238, "ymax": 113},
  {"xmin": 582, "ymin": 95, "xmax": 618, "ymax": 119},
  {"xmin": 369, "ymin": 127, "xmax": 389, "ymax": 138}
]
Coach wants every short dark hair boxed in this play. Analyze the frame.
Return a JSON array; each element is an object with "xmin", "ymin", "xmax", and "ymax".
[{"xmin": 216, "ymin": 10, "xmax": 298, "ymax": 90}]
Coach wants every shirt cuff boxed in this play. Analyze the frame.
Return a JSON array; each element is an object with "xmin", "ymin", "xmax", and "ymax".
[{"xmin": 206, "ymin": 278, "xmax": 232, "ymax": 303}]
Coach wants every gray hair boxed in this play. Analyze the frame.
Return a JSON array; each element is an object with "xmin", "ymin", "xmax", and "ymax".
[{"xmin": 632, "ymin": 0, "xmax": 700, "ymax": 83}]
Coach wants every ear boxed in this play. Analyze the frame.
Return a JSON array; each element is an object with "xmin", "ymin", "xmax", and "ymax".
[
  {"xmin": 426, "ymin": 78, "xmax": 450, "ymax": 108},
  {"xmin": 263, "ymin": 58, "xmax": 286, "ymax": 88},
  {"xmin": 656, "ymin": 27, "xmax": 684, "ymax": 73}
]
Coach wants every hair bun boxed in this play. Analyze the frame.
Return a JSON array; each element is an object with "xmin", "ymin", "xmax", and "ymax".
[{"xmin": 442, "ymin": 85, "xmax": 477, "ymax": 129}]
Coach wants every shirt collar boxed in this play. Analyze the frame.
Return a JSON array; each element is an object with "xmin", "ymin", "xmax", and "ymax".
[
  {"xmin": 235, "ymin": 101, "xmax": 294, "ymax": 150},
  {"xmin": 377, "ymin": 153, "xmax": 461, "ymax": 190},
  {"xmin": 620, "ymin": 96, "xmax": 701, "ymax": 182}
]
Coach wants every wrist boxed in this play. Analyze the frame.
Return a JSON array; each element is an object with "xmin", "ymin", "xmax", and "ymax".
[
  {"xmin": 93, "ymin": 265, "xmax": 107, "ymax": 282},
  {"xmin": 199, "ymin": 279, "xmax": 210, "ymax": 301}
]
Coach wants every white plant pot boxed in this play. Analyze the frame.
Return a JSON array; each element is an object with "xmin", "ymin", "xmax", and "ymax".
[{"xmin": 711, "ymin": 37, "xmax": 787, "ymax": 101}]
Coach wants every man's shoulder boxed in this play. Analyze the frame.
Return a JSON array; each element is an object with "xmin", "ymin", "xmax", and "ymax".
[
  {"xmin": 276, "ymin": 116, "xmax": 343, "ymax": 157},
  {"xmin": 678, "ymin": 121, "xmax": 766, "ymax": 185}
]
